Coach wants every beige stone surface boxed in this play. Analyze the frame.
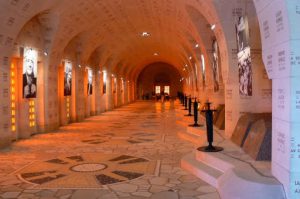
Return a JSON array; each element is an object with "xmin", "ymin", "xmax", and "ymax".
[{"xmin": 0, "ymin": 101, "xmax": 219, "ymax": 198}]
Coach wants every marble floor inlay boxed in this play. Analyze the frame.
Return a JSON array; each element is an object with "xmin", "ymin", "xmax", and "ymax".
[
  {"xmin": 0, "ymin": 101, "xmax": 220, "ymax": 199},
  {"xmin": 16, "ymin": 153, "xmax": 156, "ymax": 189}
]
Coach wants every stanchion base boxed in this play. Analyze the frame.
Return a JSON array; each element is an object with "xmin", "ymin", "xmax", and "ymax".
[
  {"xmin": 197, "ymin": 145, "xmax": 224, "ymax": 152},
  {"xmin": 184, "ymin": 114, "xmax": 193, "ymax": 116},
  {"xmin": 188, "ymin": 123, "xmax": 203, "ymax": 127}
]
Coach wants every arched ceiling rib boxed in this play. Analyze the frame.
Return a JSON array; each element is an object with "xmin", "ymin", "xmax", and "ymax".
[
  {"xmin": 9, "ymin": 0, "xmax": 222, "ymax": 80},
  {"xmin": 47, "ymin": 0, "xmax": 217, "ymax": 78}
]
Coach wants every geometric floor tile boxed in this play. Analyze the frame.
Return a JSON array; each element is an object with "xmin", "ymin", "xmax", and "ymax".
[
  {"xmin": 16, "ymin": 153, "xmax": 157, "ymax": 189},
  {"xmin": 81, "ymin": 132, "xmax": 161, "ymax": 145}
]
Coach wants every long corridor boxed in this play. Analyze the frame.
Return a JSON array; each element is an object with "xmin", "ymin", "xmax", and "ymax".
[{"xmin": 0, "ymin": 101, "xmax": 219, "ymax": 199}]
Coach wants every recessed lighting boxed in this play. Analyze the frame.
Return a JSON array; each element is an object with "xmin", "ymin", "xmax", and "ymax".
[
  {"xmin": 211, "ymin": 24, "xmax": 216, "ymax": 30},
  {"xmin": 44, "ymin": 51, "xmax": 48, "ymax": 56},
  {"xmin": 78, "ymin": 64, "xmax": 81, "ymax": 68},
  {"xmin": 195, "ymin": 44, "xmax": 199, "ymax": 48},
  {"xmin": 185, "ymin": 64, "xmax": 188, "ymax": 67},
  {"xmin": 154, "ymin": 52, "xmax": 159, "ymax": 56},
  {"xmin": 189, "ymin": 56, "xmax": 192, "ymax": 60},
  {"xmin": 141, "ymin": 32, "xmax": 150, "ymax": 37}
]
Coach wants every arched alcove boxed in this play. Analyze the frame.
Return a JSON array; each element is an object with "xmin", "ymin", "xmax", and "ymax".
[{"xmin": 137, "ymin": 62, "xmax": 183, "ymax": 100}]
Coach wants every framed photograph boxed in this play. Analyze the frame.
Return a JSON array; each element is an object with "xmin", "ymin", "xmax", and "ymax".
[
  {"xmin": 103, "ymin": 72, "xmax": 106, "ymax": 94},
  {"xmin": 238, "ymin": 47, "xmax": 253, "ymax": 96},
  {"xmin": 236, "ymin": 16, "xmax": 252, "ymax": 96},
  {"xmin": 212, "ymin": 39, "xmax": 220, "ymax": 92},
  {"xmin": 87, "ymin": 69, "xmax": 93, "ymax": 95},
  {"xmin": 236, "ymin": 16, "xmax": 250, "ymax": 52},
  {"xmin": 23, "ymin": 47, "xmax": 38, "ymax": 98},
  {"xmin": 64, "ymin": 61, "xmax": 72, "ymax": 96},
  {"xmin": 201, "ymin": 54, "xmax": 206, "ymax": 88}
]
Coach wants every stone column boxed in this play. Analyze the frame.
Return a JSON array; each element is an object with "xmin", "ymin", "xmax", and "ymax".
[
  {"xmin": 213, "ymin": 0, "xmax": 272, "ymax": 138},
  {"xmin": 254, "ymin": 0, "xmax": 300, "ymax": 198}
]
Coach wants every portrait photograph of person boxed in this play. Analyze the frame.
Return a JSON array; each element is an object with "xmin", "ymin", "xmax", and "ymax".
[
  {"xmin": 103, "ymin": 72, "xmax": 107, "ymax": 94},
  {"xmin": 236, "ymin": 16, "xmax": 252, "ymax": 96},
  {"xmin": 87, "ymin": 69, "xmax": 93, "ymax": 95},
  {"xmin": 22, "ymin": 47, "xmax": 38, "ymax": 99},
  {"xmin": 64, "ymin": 61, "xmax": 72, "ymax": 96},
  {"xmin": 236, "ymin": 16, "xmax": 249, "ymax": 52},
  {"xmin": 212, "ymin": 39, "xmax": 220, "ymax": 92},
  {"xmin": 238, "ymin": 47, "xmax": 253, "ymax": 96}
]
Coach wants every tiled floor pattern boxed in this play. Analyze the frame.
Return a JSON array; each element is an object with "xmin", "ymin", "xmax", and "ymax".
[{"xmin": 0, "ymin": 101, "xmax": 220, "ymax": 199}]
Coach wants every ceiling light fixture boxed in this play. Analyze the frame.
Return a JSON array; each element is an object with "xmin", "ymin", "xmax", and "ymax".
[
  {"xmin": 154, "ymin": 52, "xmax": 159, "ymax": 56},
  {"xmin": 141, "ymin": 32, "xmax": 150, "ymax": 37},
  {"xmin": 195, "ymin": 44, "xmax": 199, "ymax": 48},
  {"xmin": 44, "ymin": 51, "xmax": 48, "ymax": 56},
  {"xmin": 189, "ymin": 56, "xmax": 192, "ymax": 60},
  {"xmin": 211, "ymin": 24, "xmax": 216, "ymax": 30}
]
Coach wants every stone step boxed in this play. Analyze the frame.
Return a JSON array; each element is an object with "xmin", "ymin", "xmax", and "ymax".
[
  {"xmin": 181, "ymin": 153, "xmax": 223, "ymax": 187},
  {"xmin": 218, "ymin": 166, "xmax": 286, "ymax": 199},
  {"xmin": 195, "ymin": 151, "xmax": 236, "ymax": 173},
  {"xmin": 182, "ymin": 151, "xmax": 286, "ymax": 199}
]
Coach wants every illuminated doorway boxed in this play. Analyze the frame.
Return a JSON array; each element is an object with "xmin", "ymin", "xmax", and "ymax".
[
  {"xmin": 164, "ymin": 86, "xmax": 170, "ymax": 95},
  {"xmin": 155, "ymin": 86, "xmax": 161, "ymax": 94}
]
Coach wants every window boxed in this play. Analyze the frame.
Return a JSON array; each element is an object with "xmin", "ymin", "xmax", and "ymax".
[
  {"xmin": 164, "ymin": 86, "xmax": 170, "ymax": 95},
  {"xmin": 155, "ymin": 86, "xmax": 160, "ymax": 94}
]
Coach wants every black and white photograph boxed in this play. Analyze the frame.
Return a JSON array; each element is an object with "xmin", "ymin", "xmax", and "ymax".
[
  {"xmin": 236, "ymin": 16, "xmax": 250, "ymax": 52},
  {"xmin": 64, "ymin": 61, "xmax": 72, "ymax": 96},
  {"xmin": 236, "ymin": 16, "xmax": 252, "ymax": 96},
  {"xmin": 87, "ymin": 69, "xmax": 93, "ymax": 95},
  {"xmin": 201, "ymin": 54, "xmax": 206, "ymax": 88},
  {"xmin": 23, "ymin": 47, "xmax": 38, "ymax": 99},
  {"xmin": 212, "ymin": 39, "xmax": 220, "ymax": 92},
  {"xmin": 103, "ymin": 72, "xmax": 106, "ymax": 94},
  {"xmin": 238, "ymin": 47, "xmax": 252, "ymax": 96}
]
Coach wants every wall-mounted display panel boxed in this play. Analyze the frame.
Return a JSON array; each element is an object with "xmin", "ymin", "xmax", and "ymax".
[
  {"xmin": 22, "ymin": 47, "xmax": 37, "ymax": 99},
  {"xmin": 87, "ymin": 69, "xmax": 93, "ymax": 95},
  {"xmin": 212, "ymin": 39, "xmax": 220, "ymax": 92},
  {"xmin": 236, "ymin": 16, "xmax": 253, "ymax": 96},
  {"xmin": 64, "ymin": 61, "xmax": 72, "ymax": 96}
]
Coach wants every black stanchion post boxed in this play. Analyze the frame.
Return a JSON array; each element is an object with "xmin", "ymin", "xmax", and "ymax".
[
  {"xmin": 179, "ymin": 93, "xmax": 182, "ymax": 104},
  {"xmin": 189, "ymin": 97, "xmax": 192, "ymax": 115},
  {"xmin": 184, "ymin": 95, "xmax": 188, "ymax": 110},
  {"xmin": 185, "ymin": 97, "xmax": 193, "ymax": 116},
  {"xmin": 198, "ymin": 101, "xmax": 223, "ymax": 152},
  {"xmin": 189, "ymin": 99, "xmax": 203, "ymax": 127},
  {"xmin": 182, "ymin": 94, "xmax": 186, "ymax": 106}
]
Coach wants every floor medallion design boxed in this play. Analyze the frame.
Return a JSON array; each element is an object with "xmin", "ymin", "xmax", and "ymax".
[
  {"xmin": 81, "ymin": 132, "xmax": 161, "ymax": 145},
  {"xmin": 16, "ymin": 153, "xmax": 156, "ymax": 189}
]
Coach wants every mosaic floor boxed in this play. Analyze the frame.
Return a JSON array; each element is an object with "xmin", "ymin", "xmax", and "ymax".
[{"xmin": 0, "ymin": 101, "xmax": 220, "ymax": 199}]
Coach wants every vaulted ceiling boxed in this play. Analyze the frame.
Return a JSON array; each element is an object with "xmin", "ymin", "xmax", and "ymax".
[{"xmin": 1, "ymin": 0, "xmax": 220, "ymax": 79}]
